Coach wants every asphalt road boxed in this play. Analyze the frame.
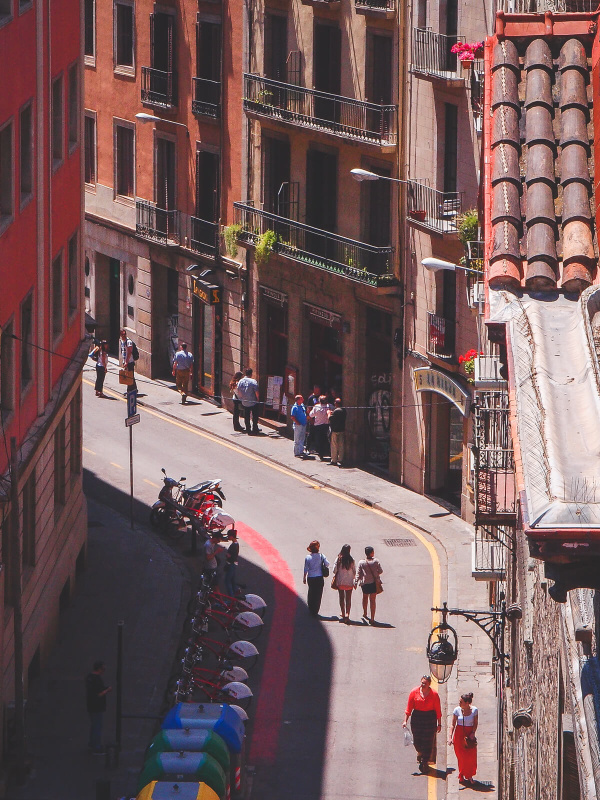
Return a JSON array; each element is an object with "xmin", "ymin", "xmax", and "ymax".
[{"xmin": 83, "ymin": 377, "xmax": 444, "ymax": 800}]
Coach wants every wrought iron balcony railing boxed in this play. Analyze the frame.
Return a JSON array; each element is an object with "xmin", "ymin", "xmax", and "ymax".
[
  {"xmin": 141, "ymin": 67, "xmax": 177, "ymax": 108},
  {"xmin": 426, "ymin": 312, "xmax": 456, "ymax": 360},
  {"xmin": 192, "ymin": 77, "xmax": 221, "ymax": 118},
  {"xmin": 136, "ymin": 200, "xmax": 180, "ymax": 245},
  {"xmin": 243, "ymin": 74, "xmax": 398, "ymax": 147},
  {"xmin": 407, "ymin": 180, "xmax": 462, "ymax": 234},
  {"xmin": 354, "ymin": 0, "xmax": 395, "ymax": 12},
  {"xmin": 190, "ymin": 215, "xmax": 219, "ymax": 255},
  {"xmin": 233, "ymin": 202, "xmax": 395, "ymax": 286},
  {"xmin": 472, "ymin": 525, "xmax": 508, "ymax": 581},
  {"xmin": 411, "ymin": 29, "xmax": 466, "ymax": 80}
]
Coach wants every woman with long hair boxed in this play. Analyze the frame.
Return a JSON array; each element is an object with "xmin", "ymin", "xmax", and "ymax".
[
  {"xmin": 229, "ymin": 371, "xmax": 244, "ymax": 432},
  {"xmin": 91, "ymin": 340, "xmax": 109, "ymax": 398},
  {"xmin": 355, "ymin": 546, "xmax": 383, "ymax": 624},
  {"xmin": 403, "ymin": 675, "xmax": 442, "ymax": 773},
  {"xmin": 449, "ymin": 692, "xmax": 478, "ymax": 785},
  {"xmin": 332, "ymin": 544, "xmax": 356, "ymax": 623}
]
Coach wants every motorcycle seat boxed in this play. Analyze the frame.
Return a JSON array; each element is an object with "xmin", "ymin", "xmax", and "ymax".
[{"xmin": 183, "ymin": 480, "xmax": 215, "ymax": 494}]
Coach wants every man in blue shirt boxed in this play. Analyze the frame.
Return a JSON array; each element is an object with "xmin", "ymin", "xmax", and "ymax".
[
  {"xmin": 236, "ymin": 368, "xmax": 261, "ymax": 434},
  {"xmin": 290, "ymin": 394, "xmax": 308, "ymax": 457},
  {"xmin": 173, "ymin": 342, "xmax": 194, "ymax": 404}
]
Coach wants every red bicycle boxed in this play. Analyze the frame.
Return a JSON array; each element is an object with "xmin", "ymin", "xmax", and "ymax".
[
  {"xmin": 188, "ymin": 586, "xmax": 267, "ymax": 619},
  {"xmin": 175, "ymin": 675, "xmax": 253, "ymax": 710},
  {"xmin": 184, "ymin": 637, "xmax": 259, "ymax": 672},
  {"xmin": 191, "ymin": 607, "xmax": 263, "ymax": 642}
]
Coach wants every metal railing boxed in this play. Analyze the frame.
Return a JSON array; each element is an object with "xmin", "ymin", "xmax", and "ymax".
[
  {"xmin": 411, "ymin": 29, "xmax": 466, "ymax": 80},
  {"xmin": 474, "ymin": 391, "xmax": 517, "ymax": 525},
  {"xmin": 192, "ymin": 77, "xmax": 221, "ymax": 118},
  {"xmin": 426, "ymin": 312, "xmax": 456, "ymax": 359},
  {"xmin": 243, "ymin": 74, "xmax": 398, "ymax": 147},
  {"xmin": 136, "ymin": 199, "xmax": 180, "ymax": 245},
  {"xmin": 407, "ymin": 180, "xmax": 462, "ymax": 234},
  {"xmin": 141, "ymin": 67, "xmax": 177, "ymax": 108},
  {"xmin": 355, "ymin": 0, "xmax": 395, "ymax": 11},
  {"xmin": 472, "ymin": 525, "xmax": 508, "ymax": 580},
  {"xmin": 233, "ymin": 202, "xmax": 395, "ymax": 286},
  {"xmin": 190, "ymin": 215, "xmax": 219, "ymax": 255}
]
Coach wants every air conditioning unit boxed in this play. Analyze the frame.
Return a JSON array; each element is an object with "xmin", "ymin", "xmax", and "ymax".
[
  {"xmin": 468, "ymin": 281, "xmax": 485, "ymax": 309},
  {"xmin": 474, "ymin": 355, "xmax": 507, "ymax": 389}
]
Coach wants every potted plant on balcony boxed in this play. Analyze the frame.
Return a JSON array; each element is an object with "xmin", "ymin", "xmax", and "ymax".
[
  {"xmin": 222, "ymin": 223, "xmax": 243, "ymax": 258},
  {"xmin": 255, "ymin": 229, "xmax": 277, "ymax": 265},
  {"xmin": 408, "ymin": 208, "xmax": 427, "ymax": 222},
  {"xmin": 451, "ymin": 42, "xmax": 484, "ymax": 72},
  {"xmin": 458, "ymin": 348, "xmax": 482, "ymax": 383}
]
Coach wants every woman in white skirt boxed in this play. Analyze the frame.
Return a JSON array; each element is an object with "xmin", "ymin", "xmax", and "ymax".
[{"xmin": 332, "ymin": 544, "xmax": 356, "ymax": 623}]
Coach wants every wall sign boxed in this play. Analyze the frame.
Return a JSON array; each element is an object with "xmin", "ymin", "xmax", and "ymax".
[
  {"xmin": 261, "ymin": 286, "xmax": 287, "ymax": 306},
  {"xmin": 304, "ymin": 303, "xmax": 342, "ymax": 330},
  {"xmin": 413, "ymin": 367, "xmax": 471, "ymax": 417},
  {"xmin": 193, "ymin": 278, "xmax": 221, "ymax": 306}
]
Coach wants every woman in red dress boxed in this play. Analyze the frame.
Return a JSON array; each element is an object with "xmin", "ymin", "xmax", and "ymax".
[
  {"xmin": 403, "ymin": 675, "xmax": 442, "ymax": 773},
  {"xmin": 449, "ymin": 692, "xmax": 478, "ymax": 785}
]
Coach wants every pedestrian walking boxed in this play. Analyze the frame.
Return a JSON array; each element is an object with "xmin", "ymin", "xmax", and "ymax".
[
  {"xmin": 303, "ymin": 540, "xmax": 329, "ymax": 617},
  {"xmin": 355, "ymin": 545, "xmax": 383, "ymax": 624},
  {"xmin": 331, "ymin": 544, "xmax": 356, "ymax": 623},
  {"xmin": 449, "ymin": 692, "xmax": 478, "ymax": 785},
  {"xmin": 85, "ymin": 660, "xmax": 112, "ymax": 754},
  {"xmin": 229, "ymin": 371, "xmax": 244, "ymax": 432},
  {"xmin": 236, "ymin": 368, "xmax": 261, "ymax": 435},
  {"xmin": 204, "ymin": 531, "xmax": 225, "ymax": 585},
  {"xmin": 290, "ymin": 394, "xmax": 308, "ymax": 457},
  {"xmin": 91, "ymin": 340, "xmax": 109, "ymax": 397},
  {"xmin": 309, "ymin": 395, "xmax": 332, "ymax": 460},
  {"xmin": 172, "ymin": 342, "xmax": 194, "ymax": 404},
  {"xmin": 223, "ymin": 529, "xmax": 239, "ymax": 597},
  {"xmin": 328, "ymin": 398, "xmax": 347, "ymax": 467},
  {"xmin": 403, "ymin": 675, "xmax": 442, "ymax": 773},
  {"xmin": 119, "ymin": 328, "xmax": 137, "ymax": 392}
]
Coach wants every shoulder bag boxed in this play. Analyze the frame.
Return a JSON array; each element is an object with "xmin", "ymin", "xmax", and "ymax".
[{"xmin": 321, "ymin": 554, "xmax": 329, "ymax": 578}]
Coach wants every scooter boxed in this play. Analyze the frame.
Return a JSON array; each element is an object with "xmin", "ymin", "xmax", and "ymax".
[
  {"xmin": 149, "ymin": 469, "xmax": 206, "ymax": 540},
  {"xmin": 180, "ymin": 477, "xmax": 225, "ymax": 512}
]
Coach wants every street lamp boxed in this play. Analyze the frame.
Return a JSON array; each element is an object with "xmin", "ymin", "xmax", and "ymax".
[
  {"xmin": 350, "ymin": 168, "xmax": 406, "ymax": 184},
  {"xmin": 421, "ymin": 257, "xmax": 482, "ymax": 276},
  {"xmin": 135, "ymin": 112, "xmax": 189, "ymax": 135},
  {"xmin": 426, "ymin": 600, "xmax": 521, "ymax": 682}
]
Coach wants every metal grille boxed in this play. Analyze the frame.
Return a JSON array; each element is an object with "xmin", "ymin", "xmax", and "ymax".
[{"xmin": 384, "ymin": 538, "xmax": 417, "ymax": 547}]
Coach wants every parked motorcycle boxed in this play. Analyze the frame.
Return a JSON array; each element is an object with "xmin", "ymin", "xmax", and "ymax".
[{"xmin": 149, "ymin": 469, "xmax": 205, "ymax": 540}]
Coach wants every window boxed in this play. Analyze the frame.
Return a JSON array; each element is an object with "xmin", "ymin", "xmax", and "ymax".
[
  {"xmin": 0, "ymin": 320, "xmax": 14, "ymax": 420},
  {"xmin": 54, "ymin": 417, "xmax": 66, "ymax": 515},
  {"xmin": 0, "ymin": 0, "xmax": 12, "ymax": 25},
  {"xmin": 84, "ymin": 0, "xmax": 95, "ymax": 60},
  {"xmin": 444, "ymin": 103, "xmax": 458, "ymax": 194},
  {"xmin": 20, "ymin": 292, "xmax": 33, "ymax": 391},
  {"xmin": 70, "ymin": 389, "xmax": 82, "ymax": 477},
  {"xmin": 52, "ymin": 75, "xmax": 64, "ymax": 168},
  {"xmin": 0, "ymin": 120, "xmax": 13, "ymax": 229},
  {"xmin": 22, "ymin": 471, "xmax": 36, "ymax": 568},
  {"xmin": 20, "ymin": 102, "xmax": 33, "ymax": 206},
  {"xmin": 52, "ymin": 250, "xmax": 63, "ymax": 340},
  {"xmin": 68, "ymin": 64, "xmax": 79, "ymax": 150},
  {"xmin": 84, "ymin": 113, "xmax": 96, "ymax": 185},
  {"xmin": 115, "ymin": 123, "xmax": 134, "ymax": 197},
  {"xmin": 68, "ymin": 232, "xmax": 78, "ymax": 315},
  {"xmin": 114, "ymin": 1, "xmax": 134, "ymax": 71}
]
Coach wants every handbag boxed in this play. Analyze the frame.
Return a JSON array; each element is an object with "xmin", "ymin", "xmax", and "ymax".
[
  {"xmin": 464, "ymin": 735, "xmax": 477, "ymax": 749},
  {"xmin": 331, "ymin": 572, "xmax": 338, "ymax": 590},
  {"xmin": 119, "ymin": 368, "xmax": 133, "ymax": 386},
  {"xmin": 375, "ymin": 575, "xmax": 384, "ymax": 595},
  {"xmin": 321, "ymin": 555, "xmax": 329, "ymax": 578}
]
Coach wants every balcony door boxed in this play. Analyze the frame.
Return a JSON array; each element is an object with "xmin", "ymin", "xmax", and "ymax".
[
  {"xmin": 366, "ymin": 34, "xmax": 392, "ymax": 137},
  {"xmin": 265, "ymin": 14, "xmax": 288, "ymax": 109},
  {"xmin": 195, "ymin": 150, "xmax": 219, "ymax": 250},
  {"xmin": 363, "ymin": 165, "xmax": 391, "ymax": 258},
  {"xmin": 196, "ymin": 19, "xmax": 221, "ymax": 112},
  {"xmin": 150, "ymin": 12, "xmax": 176, "ymax": 103},
  {"xmin": 262, "ymin": 136, "xmax": 290, "ymax": 216},
  {"xmin": 306, "ymin": 149, "xmax": 337, "ymax": 259},
  {"xmin": 313, "ymin": 23, "xmax": 341, "ymax": 122},
  {"xmin": 156, "ymin": 137, "xmax": 176, "ymax": 237}
]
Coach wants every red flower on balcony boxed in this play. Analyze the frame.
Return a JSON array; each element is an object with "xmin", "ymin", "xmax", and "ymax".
[
  {"xmin": 458, "ymin": 348, "xmax": 482, "ymax": 377},
  {"xmin": 450, "ymin": 42, "xmax": 484, "ymax": 63}
]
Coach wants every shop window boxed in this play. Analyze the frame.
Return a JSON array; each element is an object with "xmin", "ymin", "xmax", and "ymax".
[
  {"xmin": 1, "ymin": 320, "xmax": 14, "ymax": 420},
  {"xmin": 68, "ymin": 64, "xmax": 79, "ymax": 151},
  {"xmin": 68, "ymin": 231, "xmax": 79, "ymax": 316},
  {"xmin": 84, "ymin": 0, "xmax": 95, "ymax": 60},
  {"xmin": 0, "ymin": 120, "xmax": 14, "ymax": 231},
  {"xmin": 84, "ymin": 113, "xmax": 96, "ymax": 185},
  {"xmin": 20, "ymin": 102, "xmax": 33, "ymax": 206},
  {"xmin": 52, "ymin": 250, "xmax": 63, "ymax": 340},
  {"xmin": 20, "ymin": 292, "xmax": 33, "ymax": 391},
  {"xmin": 115, "ymin": 123, "xmax": 135, "ymax": 197},
  {"xmin": 22, "ymin": 471, "xmax": 36, "ymax": 567},
  {"xmin": 51, "ymin": 75, "xmax": 64, "ymax": 169},
  {"xmin": 114, "ymin": 1, "xmax": 134, "ymax": 71}
]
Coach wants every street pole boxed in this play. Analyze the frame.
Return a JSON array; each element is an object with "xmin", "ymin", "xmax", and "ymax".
[
  {"xmin": 116, "ymin": 620, "xmax": 124, "ymax": 763},
  {"xmin": 129, "ymin": 425, "xmax": 134, "ymax": 530},
  {"xmin": 10, "ymin": 437, "xmax": 26, "ymax": 784}
]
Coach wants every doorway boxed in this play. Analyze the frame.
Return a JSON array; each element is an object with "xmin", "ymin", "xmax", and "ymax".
[
  {"xmin": 109, "ymin": 257, "xmax": 120, "ymax": 355},
  {"xmin": 193, "ymin": 297, "xmax": 221, "ymax": 398},
  {"xmin": 427, "ymin": 394, "xmax": 463, "ymax": 507},
  {"xmin": 309, "ymin": 321, "xmax": 342, "ymax": 399},
  {"xmin": 313, "ymin": 23, "xmax": 341, "ymax": 122}
]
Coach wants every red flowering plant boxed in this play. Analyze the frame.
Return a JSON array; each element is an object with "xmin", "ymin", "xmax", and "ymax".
[
  {"xmin": 450, "ymin": 42, "xmax": 484, "ymax": 63},
  {"xmin": 458, "ymin": 348, "xmax": 482, "ymax": 380}
]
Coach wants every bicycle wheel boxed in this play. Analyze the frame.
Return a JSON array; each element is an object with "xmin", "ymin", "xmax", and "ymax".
[{"xmin": 230, "ymin": 612, "xmax": 264, "ymax": 642}]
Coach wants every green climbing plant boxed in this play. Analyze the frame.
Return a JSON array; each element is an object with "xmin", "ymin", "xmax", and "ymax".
[
  {"xmin": 457, "ymin": 208, "xmax": 479, "ymax": 247},
  {"xmin": 223, "ymin": 223, "xmax": 243, "ymax": 258},
  {"xmin": 255, "ymin": 230, "xmax": 277, "ymax": 266}
]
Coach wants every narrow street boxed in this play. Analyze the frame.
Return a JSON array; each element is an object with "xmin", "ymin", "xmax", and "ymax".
[{"xmin": 82, "ymin": 373, "xmax": 443, "ymax": 800}]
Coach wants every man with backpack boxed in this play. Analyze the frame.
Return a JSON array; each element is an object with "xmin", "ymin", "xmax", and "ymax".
[{"xmin": 120, "ymin": 329, "xmax": 139, "ymax": 392}]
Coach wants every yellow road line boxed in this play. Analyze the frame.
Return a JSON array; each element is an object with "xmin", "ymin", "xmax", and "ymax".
[
  {"xmin": 83, "ymin": 447, "xmax": 96, "ymax": 455},
  {"xmin": 143, "ymin": 478, "xmax": 159, "ymax": 488},
  {"xmin": 83, "ymin": 376, "xmax": 443, "ymax": 797},
  {"xmin": 110, "ymin": 462, "xmax": 124, "ymax": 470}
]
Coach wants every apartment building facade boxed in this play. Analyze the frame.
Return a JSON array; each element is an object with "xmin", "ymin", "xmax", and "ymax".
[{"xmin": 0, "ymin": 0, "xmax": 86, "ymax": 760}]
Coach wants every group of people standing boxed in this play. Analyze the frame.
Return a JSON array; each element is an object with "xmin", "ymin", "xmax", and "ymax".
[
  {"xmin": 303, "ymin": 542, "xmax": 383, "ymax": 624},
  {"xmin": 291, "ymin": 388, "xmax": 346, "ymax": 465}
]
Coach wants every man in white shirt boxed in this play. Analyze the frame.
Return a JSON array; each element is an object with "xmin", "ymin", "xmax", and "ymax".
[
  {"xmin": 309, "ymin": 395, "xmax": 332, "ymax": 460},
  {"xmin": 173, "ymin": 342, "xmax": 194, "ymax": 404}
]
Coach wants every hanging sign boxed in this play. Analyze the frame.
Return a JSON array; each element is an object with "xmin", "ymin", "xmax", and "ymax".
[
  {"xmin": 261, "ymin": 286, "xmax": 287, "ymax": 306},
  {"xmin": 412, "ymin": 367, "xmax": 471, "ymax": 417},
  {"xmin": 304, "ymin": 303, "xmax": 342, "ymax": 330},
  {"xmin": 193, "ymin": 278, "xmax": 221, "ymax": 305}
]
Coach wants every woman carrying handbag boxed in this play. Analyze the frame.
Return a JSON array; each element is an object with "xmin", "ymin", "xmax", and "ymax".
[
  {"xmin": 331, "ymin": 544, "xmax": 356, "ymax": 623},
  {"xmin": 449, "ymin": 692, "xmax": 478, "ymax": 785},
  {"xmin": 355, "ymin": 546, "xmax": 383, "ymax": 624},
  {"xmin": 303, "ymin": 541, "xmax": 329, "ymax": 617}
]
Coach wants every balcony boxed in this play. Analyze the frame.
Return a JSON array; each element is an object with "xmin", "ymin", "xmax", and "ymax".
[
  {"xmin": 407, "ymin": 181, "xmax": 462, "ymax": 234},
  {"xmin": 192, "ymin": 77, "xmax": 221, "ymax": 119},
  {"xmin": 243, "ymin": 74, "xmax": 398, "ymax": 148},
  {"xmin": 136, "ymin": 200, "xmax": 180, "ymax": 245},
  {"xmin": 354, "ymin": 0, "xmax": 395, "ymax": 16},
  {"xmin": 426, "ymin": 312, "xmax": 456, "ymax": 360},
  {"xmin": 411, "ymin": 29, "xmax": 466, "ymax": 82},
  {"xmin": 472, "ymin": 525, "xmax": 508, "ymax": 581},
  {"xmin": 233, "ymin": 202, "xmax": 395, "ymax": 287},
  {"xmin": 141, "ymin": 67, "xmax": 177, "ymax": 109},
  {"xmin": 190, "ymin": 216, "xmax": 219, "ymax": 255}
]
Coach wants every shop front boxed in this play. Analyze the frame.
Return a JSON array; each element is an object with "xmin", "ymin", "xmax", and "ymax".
[
  {"xmin": 365, "ymin": 307, "xmax": 393, "ymax": 469},
  {"xmin": 192, "ymin": 278, "xmax": 222, "ymax": 400},
  {"xmin": 413, "ymin": 367, "xmax": 470, "ymax": 508},
  {"xmin": 260, "ymin": 286, "xmax": 289, "ymax": 418},
  {"xmin": 305, "ymin": 303, "xmax": 343, "ymax": 399}
]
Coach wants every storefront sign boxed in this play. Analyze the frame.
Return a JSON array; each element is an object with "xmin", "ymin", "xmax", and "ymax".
[
  {"xmin": 192, "ymin": 279, "xmax": 221, "ymax": 306},
  {"xmin": 413, "ymin": 367, "xmax": 471, "ymax": 417},
  {"xmin": 261, "ymin": 286, "xmax": 287, "ymax": 307},
  {"xmin": 304, "ymin": 303, "xmax": 342, "ymax": 330}
]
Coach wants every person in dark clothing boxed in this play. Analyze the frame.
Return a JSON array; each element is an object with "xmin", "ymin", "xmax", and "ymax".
[
  {"xmin": 328, "ymin": 398, "xmax": 347, "ymax": 467},
  {"xmin": 85, "ymin": 661, "xmax": 112, "ymax": 754},
  {"xmin": 224, "ymin": 529, "xmax": 240, "ymax": 597}
]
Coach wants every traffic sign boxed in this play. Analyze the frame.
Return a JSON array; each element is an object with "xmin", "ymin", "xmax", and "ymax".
[
  {"xmin": 125, "ymin": 414, "xmax": 140, "ymax": 427},
  {"xmin": 127, "ymin": 390, "xmax": 137, "ymax": 418}
]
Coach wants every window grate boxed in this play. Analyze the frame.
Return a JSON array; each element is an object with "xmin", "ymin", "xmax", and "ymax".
[{"xmin": 384, "ymin": 538, "xmax": 417, "ymax": 547}]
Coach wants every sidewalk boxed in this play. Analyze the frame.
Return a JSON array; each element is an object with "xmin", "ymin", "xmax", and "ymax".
[{"xmin": 91, "ymin": 361, "xmax": 499, "ymax": 799}]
